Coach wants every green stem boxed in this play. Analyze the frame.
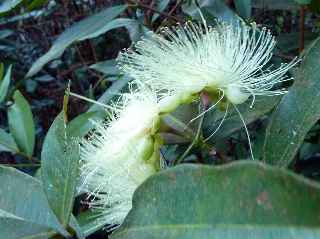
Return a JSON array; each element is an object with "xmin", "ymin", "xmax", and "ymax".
[{"xmin": 174, "ymin": 104, "xmax": 205, "ymax": 165}]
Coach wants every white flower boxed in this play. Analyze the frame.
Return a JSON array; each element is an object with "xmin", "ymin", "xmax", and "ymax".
[
  {"xmin": 80, "ymin": 87, "xmax": 163, "ymax": 227},
  {"xmin": 117, "ymin": 20, "xmax": 298, "ymax": 106}
]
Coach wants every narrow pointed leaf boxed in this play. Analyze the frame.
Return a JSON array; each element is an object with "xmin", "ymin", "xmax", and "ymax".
[
  {"xmin": 7, "ymin": 90, "xmax": 35, "ymax": 157},
  {"xmin": 264, "ymin": 37, "xmax": 320, "ymax": 167},
  {"xmin": 41, "ymin": 112, "xmax": 80, "ymax": 226},
  {"xmin": 0, "ymin": 65, "xmax": 11, "ymax": 103},
  {"xmin": 26, "ymin": 5, "xmax": 127, "ymax": 77},
  {"xmin": 0, "ymin": 128, "xmax": 18, "ymax": 153}
]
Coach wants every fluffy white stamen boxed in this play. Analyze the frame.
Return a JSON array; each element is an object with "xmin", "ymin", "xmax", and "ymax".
[
  {"xmin": 117, "ymin": 21, "xmax": 298, "ymax": 105},
  {"xmin": 80, "ymin": 87, "xmax": 162, "ymax": 227}
]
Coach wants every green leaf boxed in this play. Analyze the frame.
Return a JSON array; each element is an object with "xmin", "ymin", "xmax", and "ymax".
[
  {"xmin": 67, "ymin": 111, "xmax": 100, "ymax": 137},
  {"xmin": 182, "ymin": 0, "xmax": 241, "ymax": 25},
  {"xmin": 0, "ymin": 128, "xmax": 18, "ymax": 153},
  {"xmin": 203, "ymin": 96, "xmax": 281, "ymax": 142},
  {"xmin": 0, "ymin": 166, "xmax": 69, "ymax": 237},
  {"xmin": 26, "ymin": 5, "xmax": 127, "ymax": 77},
  {"xmin": 263, "ymin": 37, "xmax": 320, "ymax": 167},
  {"xmin": 7, "ymin": 90, "xmax": 35, "ymax": 157},
  {"xmin": 27, "ymin": 0, "xmax": 49, "ymax": 11},
  {"xmin": 113, "ymin": 161, "xmax": 320, "ymax": 239},
  {"xmin": 41, "ymin": 112, "xmax": 80, "ymax": 226},
  {"xmin": 0, "ymin": 0, "xmax": 23, "ymax": 14},
  {"xmin": 0, "ymin": 216, "xmax": 56, "ymax": 239},
  {"xmin": 0, "ymin": 30, "xmax": 13, "ymax": 39},
  {"xmin": 0, "ymin": 65, "xmax": 12, "ymax": 103},
  {"xmin": 90, "ymin": 59, "xmax": 119, "ymax": 75},
  {"xmin": 234, "ymin": 0, "xmax": 252, "ymax": 18},
  {"xmin": 88, "ymin": 76, "xmax": 131, "ymax": 113},
  {"xmin": 162, "ymin": 103, "xmax": 199, "ymax": 140}
]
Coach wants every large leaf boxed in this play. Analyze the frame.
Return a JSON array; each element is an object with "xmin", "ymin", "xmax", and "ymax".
[
  {"xmin": 41, "ymin": 112, "xmax": 80, "ymax": 226},
  {"xmin": 0, "ymin": 166, "xmax": 69, "ymax": 238},
  {"xmin": 0, "ymin": 64, "xmax": 11, "ymax": 103},
  {"xmin": 203, "ymin": 96, "xmax": 281, "ymax": 142},
  {"xmin": 182, "ymin": 0, "xmax": 241, "ymax": 25},
  {"xmin": 7, "ymin": 90, "xmax": 35, "ymax": 157},
  {"xmin": 0, "ymin": 216, "xmax": 56, "ymax": 239},
  {"xmin": 263, "ymin": 37, "xmax": 320, "ymax": 167},
  {"xmin": 113, "ymin": 161, "xmax": 320, "ymax": 239},
  {"xmin": 0, "ymin": 128, "xmax": 18, "ymax": 153},
  {"xmin": 26, "ymin": 5, "xmax": 127, "ymax": 77}
]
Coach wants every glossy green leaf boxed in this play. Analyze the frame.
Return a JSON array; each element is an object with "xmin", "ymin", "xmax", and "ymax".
[
  {"xmin": 203, "ymin": 96, "xmax": 281, "ymax": 142},
  {"xmin": 41, "ymin": 112, "xmax": 80, "ymax": 226},
  {"xmin": 264, "ymin": 37, "xmax": 320, "ymax": 167},
  {"xmin": 7, "ymin": 90, "xmax": 35, "ymax": 157},
  {"xmin": 234, "ymin": 0, "xmax": 252, "ymax": 18},
  {"xmin": 0, "ymin": 128, "xmax": 18, "ymax": 153},
  {"xmin": 0, "ymin": 166, "xmax": 69, "ymax": 237},
  {"xmin": 182, "ymin": 0, "xmax": 241, "ymax": 25},
  {"xmin": 113, "ymin": 161, "xmax": 320, "ymax": 239},
  {"xmin": 26, "ymin": 5, "xmax": 127, "ymax": 77},
  {"xmin": 0, "ymin": 65, "xmax": 12, "ymax": 103}
]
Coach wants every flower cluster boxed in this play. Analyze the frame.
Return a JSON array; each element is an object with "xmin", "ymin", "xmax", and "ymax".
[
  {"xmin": 80, "ymin": 86, "xmax": 164, "ymax": 226},
  {"xmin": 80, "ymin": 17, "xmax": 298, "ymax": 229},
  {"xmin": 118, "ymin": 21, "xmax": 298, "ymax": 106}
]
